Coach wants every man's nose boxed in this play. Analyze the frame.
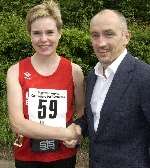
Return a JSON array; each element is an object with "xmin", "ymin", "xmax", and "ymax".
[{"xmin": 98, "ymin": 36, "xmax": 107, "ymax": 47}]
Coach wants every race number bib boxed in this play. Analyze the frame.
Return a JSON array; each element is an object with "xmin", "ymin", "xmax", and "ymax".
[
  {"xmin": 28, "ymin": 88, "xmax": 67, "ymax": 127},
  {"xmin": 27, "ymin": 88, "xmax": 67, "ymax": 152}
]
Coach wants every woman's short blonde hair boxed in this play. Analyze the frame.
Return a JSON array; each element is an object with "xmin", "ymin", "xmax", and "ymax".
[{"xmin": 26, "ymin": 0, "xmax": 62, "ymax": 34}]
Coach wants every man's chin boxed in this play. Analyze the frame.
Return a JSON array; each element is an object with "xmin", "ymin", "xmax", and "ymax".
[{"xmin": 99, "ymin": 59, "xmax": 112, "ymax": 67}]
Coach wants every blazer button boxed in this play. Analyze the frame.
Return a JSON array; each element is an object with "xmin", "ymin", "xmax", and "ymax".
[{"xmin": 94, "ymin": 157, "xmax": 99, "ymax": 162}]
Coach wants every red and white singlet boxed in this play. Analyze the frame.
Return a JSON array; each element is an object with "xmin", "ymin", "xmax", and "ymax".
[{"xmin": 14, "ymin": 57, "xmax": 76, "ymax": 162}]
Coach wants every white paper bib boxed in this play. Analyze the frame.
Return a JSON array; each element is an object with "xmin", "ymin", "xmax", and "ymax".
[{"xmin": 28, "ymin": 88, "xmax": 67, "ymax": 128}]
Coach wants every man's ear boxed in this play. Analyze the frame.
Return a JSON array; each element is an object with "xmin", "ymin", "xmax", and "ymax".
[{"xmin": 123, "ymin": 30, "xmax": 131, "ymax": 45}]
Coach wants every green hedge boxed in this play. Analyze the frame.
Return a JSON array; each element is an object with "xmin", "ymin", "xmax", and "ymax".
[
  {"xmin": 0, "ymin": 12, "xmax": 32, "ymax": 63},
  {"xmin": 0, "ymin": 11, "xmax": 149, "ymax": 149},
  {"xmin": 0, "ymin": 12, "xmax": 149, "ymax": 71},
  {"xmin": 128, "ymin": 24, "xmax": 150, "ymax": 63},
  {"xmin": 0, "ymin": 63, "xmax": 13, "ymax": 149}
]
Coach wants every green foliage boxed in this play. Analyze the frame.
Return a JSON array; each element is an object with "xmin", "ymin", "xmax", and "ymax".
[
  {"xmin": 115, "ymin": 0, "xmax": 150, "ymax": 23},
  {"xmin": 128, "ymin": 24, "xmax": 150, "ymax": 63},
  {"xmin": 0, "ymin": 0, "xmax": 149, "ymax": 27},
  {"xmin": 60, "ymin": 0, "xmax": 150, "ymax": 27},
  {"xmin": 0, "ymin": 64, "xmax": 14, "ymax": 148},
  {"xmin": 60, "ymin": 0, "xmax": 104, "ymax": 28},
  {"xmin": 0, "ymin": 65, "xmax": 6, "ymax": 96},
  {"xmin": 0, "ymin": 108, "xmax": 14, "ymax": 148},
  {"xmin": 0, "ymin": 0, "xmax": 149, "ymax": 151},
  {"xmin": 0, "ymin": 0, "xmax": 41, "ymax": 18},
  {"xmin": 58, "ymin": 28, "xmax": 93, "ymax": 73},
  {"xmin": 0, "ymin": 12, "xmax": 32, "ymax": 63}
]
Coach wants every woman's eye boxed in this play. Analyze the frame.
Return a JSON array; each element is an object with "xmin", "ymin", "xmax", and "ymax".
[
  {"xmin": 33, "ymin": 31, "xmax": 40, "ymax": 35},
  {"xmin": 47, "ymin": 31, "xmax": 53, "ymax": 35}
]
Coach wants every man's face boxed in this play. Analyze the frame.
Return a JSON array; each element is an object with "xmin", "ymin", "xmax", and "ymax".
[{"xmin": 90, "ymin": 11, "xmax": 130, "ymax": 68}]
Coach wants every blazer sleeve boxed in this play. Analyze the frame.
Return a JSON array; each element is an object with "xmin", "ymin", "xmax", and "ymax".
[
  {"xmin": 139, "ymin": 63, "xmax": 150, "ymax": 123},
  {"xmin": 74, "ymin": 108, "xmax": 89, "ymax": 137}
]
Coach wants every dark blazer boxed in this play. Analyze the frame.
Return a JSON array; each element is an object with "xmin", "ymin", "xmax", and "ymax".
[{"xmin": 77, "ymin": 53, "xmax": 150, "ymax": 168}]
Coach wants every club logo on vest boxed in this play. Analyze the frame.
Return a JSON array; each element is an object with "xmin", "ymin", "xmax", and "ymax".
[{"xmin": 24, "ymin": 72, "xmax": 31, "ymax": 80}]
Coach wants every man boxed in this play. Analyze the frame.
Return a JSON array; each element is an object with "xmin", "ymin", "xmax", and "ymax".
[{"xmin": 65, "ymin": 9, "xmax": 150, "ymax": 168}]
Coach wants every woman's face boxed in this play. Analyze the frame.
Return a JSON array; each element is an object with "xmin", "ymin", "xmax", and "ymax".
[{"xmin": 30, "ymin": 17, "xmax": 61, "ymax": 57}]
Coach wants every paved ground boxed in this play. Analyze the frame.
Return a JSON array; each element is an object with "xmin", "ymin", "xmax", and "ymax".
[
  {"xmin": 0, "ymin": 157, "xmax": 88, "ymax": 168},
  {"xmin": 0, "ymin": 160, "xmax": 15, "ymax": 168}
]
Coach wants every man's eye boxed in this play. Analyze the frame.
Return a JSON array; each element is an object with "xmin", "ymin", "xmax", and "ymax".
[
  {"xmin": 91, "ymin": 33, "xmax": 99, "ymax": 38},
  {"xmin": 107, "ymin": 33, "xmax": 113, "ymax": 36},
  {"xmin": 105, "ymin": 32, "xmax": 114, "ymax": 37}
]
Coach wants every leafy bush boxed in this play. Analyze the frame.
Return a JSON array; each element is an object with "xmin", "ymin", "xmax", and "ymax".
[
  {"xmin": 61, "ymin": 0, "xmax": 150, "ymax": 28},
  {"xmin": 0, "ymin": 0, "xmax": 41, "ymax": 18},
  {"xmin": 60, "ymin": 0, "xmax": 104, "ymax": 28},
  {"xmin": 0, "ymin": 12, "xmax": 32, "ymax": 64},
  {"xmin": 58, "ymin": 28, "xmax": 93, "ymax": 74},
  {"xmin": 0, "ymin": 12, "xmax": 93, "ymax": 73},
  {"xmin": 0, "ymin": 9, "xmax": 149, "ymax": 151},
  {"xmin": 115, "ymin": 0, "xmax": 150, "ymax": 23},
  {"xmin": 0, "ymin": 64, "xmax": 14, "ymax": 149},
  {"xmin": 0, "ymin": 0, "xmax": 149, "ymax": 27},
  {"xmin": 128, "ymin": 24, "xmax": 150, "ymax": 63}
]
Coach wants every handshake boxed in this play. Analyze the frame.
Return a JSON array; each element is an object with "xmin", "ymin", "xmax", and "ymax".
[{"xmin": 63, "ymin": 123, "xmax": 82, "ymax": 148}]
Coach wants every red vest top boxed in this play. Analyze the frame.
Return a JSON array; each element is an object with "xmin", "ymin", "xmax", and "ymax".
[{"xmin": 14, "ymin": 57, "xmax": 77, "ymax": 162}]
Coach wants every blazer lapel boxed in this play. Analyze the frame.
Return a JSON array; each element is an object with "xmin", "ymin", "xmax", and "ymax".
[
  {"xmin": 86, "ymin": 70, "xmax": 97, "ymax": 105},
  {"xmin": 86, "ymin": 70, "xmax": 97, "ymax": 135},
  {"xmin": 96, "ymin": 54, "xmax": 135, "ymax": 135}
]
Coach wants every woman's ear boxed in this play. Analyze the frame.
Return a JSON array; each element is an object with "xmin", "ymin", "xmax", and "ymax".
[
  {"xmin": 58, "ymin": 30, "xmax": 62, "ymax": 39},
  {"xmin": 59, "ymin": 34, "xmax": 61, "ymax": 40}
]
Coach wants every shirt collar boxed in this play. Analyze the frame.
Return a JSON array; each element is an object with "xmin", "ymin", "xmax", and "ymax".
[{"xmin": 94, "ymin": 49, "xmax": 127, "ymax": 78}]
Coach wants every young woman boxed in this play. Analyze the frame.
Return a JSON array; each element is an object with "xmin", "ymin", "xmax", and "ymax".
[{"xmin": 6, "ymin": 0, "xmax": 84, "ymax": 167}]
